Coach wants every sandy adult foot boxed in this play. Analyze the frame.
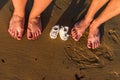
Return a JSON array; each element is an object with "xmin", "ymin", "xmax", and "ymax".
[
  {"xmin": 87, "ymin": 21, "xmax": 101, "ymax": 49},
  {"xmin": 8, "ymin": 15, "xmax": 24, "ymax": 40},
  {"xmin": 27, "ymin": 17, "xmax": 42, "ymax": 40},
  {"xmin": 71, "ymin": 19, "xmax": 91, "ymax": 41}
]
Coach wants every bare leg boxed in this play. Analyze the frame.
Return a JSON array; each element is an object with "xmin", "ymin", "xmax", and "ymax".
[
  {"xmin": 87, "ymin": 0, "xmax": 120, "ymax": 49},
  {"xmin": 8, "ymin": 0, "xmax": 27, "ymax": 40},
  {"xmin": 71, "ymin": 0, "xmax": 109, "ymax": 41},
  {"xmin": 27, "ymin": 0, "xmax": 52, "ymax": 40}
]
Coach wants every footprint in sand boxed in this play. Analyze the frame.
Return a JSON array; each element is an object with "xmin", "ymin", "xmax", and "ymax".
[
  {"xmin": 0, "ymin": 73, "xmax": 21, "ymax": 80},
  {"xmin": 91, "ymin": 45, "xmax": 114, "ymax": 61},
  {"xmin": 106, "ymin": 71, "xmax": 120, "ymax": 80},
  {"xmin": 64, "ymin": 42, "xmax": 114, "ymax": 68},
  {"xmin": 108, "ymin": 29, "xmax": 120, "ymax": 45},
  {"xmin": 64, "ymin": 44, "xmax": 104, "ymax": 68}
]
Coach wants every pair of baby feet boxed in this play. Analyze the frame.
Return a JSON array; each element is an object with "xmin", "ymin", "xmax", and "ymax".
[
  {"xmin": 71, "ymin": 19, "xmax": 100, "ymax": 49},
  {"xmin": 8, "ymin": 15, "xmax": 42, "ymax": 40}
]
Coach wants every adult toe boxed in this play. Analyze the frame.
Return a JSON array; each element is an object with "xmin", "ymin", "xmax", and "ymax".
[
  {"xmin": 87, "ymin": 40, "xmax": 92, "ymax": 49},
  {"xmin": 11, "ymin": 30, "xmax": 15, "ymax": 38},
  {"xmin": 96, "ymin": 41, "xmax": 100, "ymax": 48},
  {"xmin": 37, "ymin": 31, "xmax": 41, "ymax": 38},
  {"xmin": 17, "ymin": 32, "xmax": 22, "ymax": 40},
  {"xmin": 27, "ymin": 29, "xmax": 33, "ymax": 40},
  {"xmin": 34, "ymin": 33, "xmax": 38, "ymax": 39},
  {"xmin": 13, "ymin": 31, "xmax": 18, "ymax": 39},
  {"xmin": 94, "ymin": 41, "xmax": 98, "ymax": 49},
  {"xmin": 92, "ymin": 41, "xmax": 96, "ymax": 49}
]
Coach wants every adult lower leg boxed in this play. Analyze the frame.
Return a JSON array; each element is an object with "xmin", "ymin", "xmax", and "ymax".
[
  {"xmin": 8, "ymin": 0, "xmax": 27, "ymax": 40},
  {"xmin": 29, "ymin": 0, "xmax": 52, "ymax": 19},
  {"xmin": 85, "ymin": 0, "xmax": 109, "ymax": 22},
  {"xmin": 87, "ymin": 0, "xmax": 120, "ymax": 49},
  {"xmin": 12, "ymin": 0, "xmax": 27, "ymax": 17},
  {"xmin": 70, "ymin": 0, "xmax": 109, "ymax": 41},
  {"xmin": 27, "ymin": 0, "xmax": 52, "ymax": 40},
  {"xmin": 93, "ymin": 0, "xmax": 120, "ymax": 26}
]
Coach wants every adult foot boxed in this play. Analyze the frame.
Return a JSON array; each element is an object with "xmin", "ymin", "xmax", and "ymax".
[
  {"xmin": 27, "ymin": 17, "xmax": 42, "ymax": 40},
  {"xmin": 8, "ymin": 15, "xmax": 24, "ymax": 40},
  {"xmin": 87, "ymin": 21, "xmax": 101, "ymax": 49},
  {"xmin": 71, "ymin": 19, "xmax": 91, "ymax": 41}
]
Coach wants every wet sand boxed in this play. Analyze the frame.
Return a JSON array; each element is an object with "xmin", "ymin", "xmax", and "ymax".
[{"xmin": 0, "ymin": 0, "xmax": 120, "ymax": 80}]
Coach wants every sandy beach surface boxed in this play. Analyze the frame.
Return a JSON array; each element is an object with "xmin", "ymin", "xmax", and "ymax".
[{"xmin": 0, "ymin": 0, "xmax": 120, "ymax": 80}]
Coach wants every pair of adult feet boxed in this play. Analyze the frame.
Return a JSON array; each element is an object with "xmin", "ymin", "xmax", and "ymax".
[
  {"xmin": 71, "ymin": 19, "xmax": 100, "ymax": 49},
  {"xmin": 8, "ymin": 14, "xmax": 42, "ymax": 40}
]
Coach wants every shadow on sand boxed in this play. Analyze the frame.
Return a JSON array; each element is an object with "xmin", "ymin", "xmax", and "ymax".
[
  {"xmin": 55, "ymin": 0, "xmax": 90, "ymax": 29},
  {"xmin": 0, "ymin": 0, "xmax": 8, "ymax": 10}
]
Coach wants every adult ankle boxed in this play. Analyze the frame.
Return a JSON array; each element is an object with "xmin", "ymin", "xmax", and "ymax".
[
  {"xmin": 29, "ymin": 15, "xmax": 40, "ymax": 20},
  {"xmin": 90, "ymin": 20, "xmax": 101, "ymax": 29},
  {"xmin": 84, "ymin": 15, "xmax": 93, "ymax": 23},
  {"xmin": 13, "ymin": 10, "xmax": 25, "ymax": 18}
]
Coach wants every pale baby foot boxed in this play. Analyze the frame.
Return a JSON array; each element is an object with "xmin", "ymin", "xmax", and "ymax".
[
  {"xmin": 8, "ymin": 15, "xmax": 24, "ymax": 40},
  {"xmin": 27, "ymin": 17, "xmax": 42, "ymax": 40},
  {"xmin": 71, "ymin": 19, "xmax": 91, "ymax": 41},
  {"xmin": 87, "ymin": 22, "xmax": 101, "ymax": 49}
]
